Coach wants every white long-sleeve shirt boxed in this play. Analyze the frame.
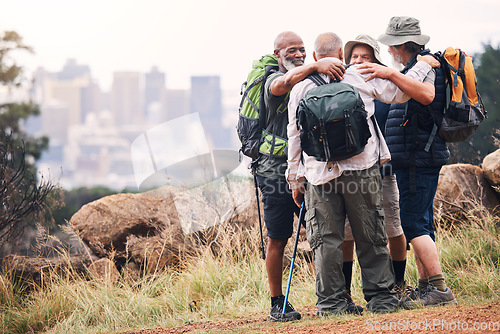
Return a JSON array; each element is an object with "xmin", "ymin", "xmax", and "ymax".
[{"xmin": 286, "ymin": 57, "xmax": 433, "ymax": 189}]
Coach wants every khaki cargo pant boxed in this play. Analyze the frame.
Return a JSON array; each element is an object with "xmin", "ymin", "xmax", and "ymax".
[{"xmin": 304, "ymin": 164, "xmax": 398, "ymax": 313}]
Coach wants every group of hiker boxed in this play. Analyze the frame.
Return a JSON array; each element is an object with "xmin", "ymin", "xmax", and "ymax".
[{"xmin": 242, "ymin": 16, "xmax": 460, "ymax": 322}]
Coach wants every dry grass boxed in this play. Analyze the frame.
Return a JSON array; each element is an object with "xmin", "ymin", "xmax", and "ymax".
[{"xmin": 0, "ymin": 202, "xmax": 499, "ymax": 334}]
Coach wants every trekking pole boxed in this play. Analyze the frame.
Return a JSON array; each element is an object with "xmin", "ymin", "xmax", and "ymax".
[
  {"xmin": 283, "ymin": 201, "xmax": 305, "ymax": 315},
  {"xmin": 252, "ymin": 169, "xmax": 266, "ymax": 260}
]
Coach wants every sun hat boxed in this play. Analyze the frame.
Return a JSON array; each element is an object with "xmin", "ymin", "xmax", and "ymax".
[
  {"xmin": 378, "ymin": 16, "xmax": 430, "ymax": 46},
  {"xmin": 344, "ymin": 34, "xmax": 385, "ymax": 65}
]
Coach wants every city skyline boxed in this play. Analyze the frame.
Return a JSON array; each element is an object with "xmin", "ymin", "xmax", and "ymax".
[
  {"xmin": 1, "ymin": 0, "xmax": 499, "ymax": 92},
  {"xmin": 2, "ymin": 0, "xmax": 500, "ymax": 191},
  {"xmin": 22, "ymin": 58, "xmax": 242, "ymax": 191}
]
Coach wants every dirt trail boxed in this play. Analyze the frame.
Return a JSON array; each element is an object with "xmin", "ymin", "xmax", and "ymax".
[{"xmin": 117, "ymin": 303, "xmax": 500, "ymax": 334}]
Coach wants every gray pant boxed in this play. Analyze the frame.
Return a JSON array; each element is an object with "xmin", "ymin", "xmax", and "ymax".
[{"xmin": 304, "ymin": 164, "xmax": 398, "ymax": 313}]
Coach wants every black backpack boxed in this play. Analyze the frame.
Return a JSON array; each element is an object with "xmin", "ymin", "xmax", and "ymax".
[
  {"xmin": 432, "ymin": 47, "xmax": 487, "ymax": 143},
  {"xmin": 296, "ymin": 74, "xmax": 371, "ymax": 170}
]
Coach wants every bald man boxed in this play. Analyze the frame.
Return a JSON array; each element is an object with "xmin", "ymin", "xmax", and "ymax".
[
  {"xmin": 286, "ymin": 32, "xmax": 439, "ymax": 315},
  {"xmin": 254, "ymin": 31, "xmax": 344, "ymax": 322}
]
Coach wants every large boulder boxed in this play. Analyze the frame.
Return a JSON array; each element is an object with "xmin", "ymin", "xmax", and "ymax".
[
  {"xmin": 482, "ymin": 149, "xmax": 500, "ymax": 192},
  {"xmin": 88, "ymin": 258, "xmax": 121, "ymax": 283},
  {"xmin": 69, "ymin": 176, "xmax": 258, "ymax": 271},
  {"xmin": 144, "ymin": 176, "xmax": 257, "ymax": 233},
  {"xmin": 434, "ymin": 163, "xmax": 499, "ymax": 226},
  {"xmin": 70, "ymin": 192, "xmax": 184, "ymax": 266},
  {"xmin": 126, "ymin": 234, "xmax": 185, "ymax": 272}
]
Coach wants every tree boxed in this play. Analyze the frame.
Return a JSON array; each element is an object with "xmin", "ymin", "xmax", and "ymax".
[
  {"xmin": 447, "ymin": 43, "xmax": 500, "ymax": 164},
  {"xmin": 0, "ymin": 31, "xmax": 33, "ymax": 87},
  {"xmin": 0, "ymin": 31, "xmax": 53, "ymax": 249},
  {"xmin": 475, "ymin": 43, "xmax": 500, "ymax": 150},
  {"xmin": 0, "ymin": 132, "xmax": 54, "ymax": 245},
  {"xmin": 0, "ymin": 31, "xmax": 48, "ymax": 175}
]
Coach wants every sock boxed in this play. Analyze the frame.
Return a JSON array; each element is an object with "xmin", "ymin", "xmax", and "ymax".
[
  {"xmin": 392, "ymin": 260, "xmax": 407, "ymax": 284},
  {"xmin": 271, "ymin": 295, "xmax": 283, "ymax": 306},
  {"xmin": 343, "ymin": 261, "xmax": 353, "ymax": 295},
  {"xmin": 429, "ymin": 273, "xmax": 447, "ymax": 292},
  {"xmin": 418, "ymin": 278, "xmax": 429, "ymax": 291}
]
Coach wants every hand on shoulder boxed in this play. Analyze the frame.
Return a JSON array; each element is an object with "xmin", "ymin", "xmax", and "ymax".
[
  {"xmin": 316, "ymin": 60, "xmax": 345, "ymax": 81},
  {"xmin": 417, "ymin": 54, "xmax": 441, "ymax": 68}
]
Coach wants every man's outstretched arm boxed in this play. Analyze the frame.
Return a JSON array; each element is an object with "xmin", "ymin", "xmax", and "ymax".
[
  {"xmin": 271, "ymin": 61, "xmax": 345, "ymax": 96},
  {"xmin": 358, "ymin": 55, "xmax": 440, "ymax": 105}
]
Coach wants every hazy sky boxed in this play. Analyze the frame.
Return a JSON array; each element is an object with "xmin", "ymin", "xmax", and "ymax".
[{"xmin": 2, "ymin": 0, "xmax": 499, "ymax": 91}]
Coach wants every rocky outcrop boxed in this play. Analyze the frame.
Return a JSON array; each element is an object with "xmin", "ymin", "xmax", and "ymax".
[
  {"xmin": 69, "ymin": 192, "xmax": 185, "ymax": 266},
  {"xmin": 1, "ymin": 253, "xmax": 94, "ymax": 286},
  {"xmin": 434, "ymin": 163, "xmax": 499, "ymax": 226},
  {"xmin": 6, "ymin": 155, "xmax": 499, "ymax": 285},
  {"xmin": 88, "ymin": 258, "xmax": 121, "ymax": 283},
  {"xmin": 126, "ymin": 234, "xmax": 185, "ymax": 273},
  {"xmin": 482, "ymin": 149, "xmax": 500, "ymax": 192},
  {"xmin": 69, "ymin": 177, "xmax": 257, "ymax": 273}
]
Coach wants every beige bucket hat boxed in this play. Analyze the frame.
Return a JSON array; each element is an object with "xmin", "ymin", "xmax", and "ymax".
[
  {"xmin": 378, "ymin": 16, "xmax": 430, "ymax": 46},
  {"xmin": 344, "ymin": 34, "xmax": 385, "ymax": 65}
]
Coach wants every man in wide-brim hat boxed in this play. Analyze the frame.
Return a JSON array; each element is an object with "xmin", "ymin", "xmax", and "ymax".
[
  {"xmin": 344, "ymin": 34, "xmax": 385, "ymax": 66},
  {"xmin": 341, "ymin": 33, "xmax": 411, "ymax": 303},
  {"xmin": 374, "ymin": 16, "xmax": 458, "ymax": 309}
]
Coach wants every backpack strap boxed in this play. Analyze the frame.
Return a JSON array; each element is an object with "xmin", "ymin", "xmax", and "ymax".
[
  {"xmin": 401, "ymin": 49, "xmax": 430, "ymax": 74},
  {"xmin": 240, "ymin": 76, "xmax": 264, "ymax": 113},
  {"xmin": 259, "ymin": 67, "xmax": 289, "ymax": 160},
  {"xmin": 456, "ymin": 50, "xmax": 468, "ymax": 96},
  {"xmin": 258, "ymin": 65, "xmax": 279, "ymax": 130},
  {"xmin": 307, "ymin": 73, "xmax": 329, "ymax": 86},
  {"xmin": 307, "ymin": 65, "xmax": 345, "ymax": 86},
  {"xmin": 370, "ymin": 115, "xmax": 382, "ymax": 168},
  {"xmin": 266, "ymin": 92, "xmax": 289, "ymax": 158},
  {"xmin": 424, "ymin": 124, "xmax": 438, "ymax": 152}
]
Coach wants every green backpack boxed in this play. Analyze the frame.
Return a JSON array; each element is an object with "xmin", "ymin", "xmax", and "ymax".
[
  {"xmin": 237, "ymin": 54, "xmax": 287, "ymax": 160},
  {"xmin": 297, "ymin": 74, "xmax": 371, "ymax": 169}
]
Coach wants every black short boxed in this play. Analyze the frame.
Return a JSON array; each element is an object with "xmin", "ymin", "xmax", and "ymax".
[{"xmin": 256, "ymin": 175, "xmax": 300, "ymax": 240}]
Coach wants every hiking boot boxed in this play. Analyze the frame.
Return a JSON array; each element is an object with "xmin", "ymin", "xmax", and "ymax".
[
  {"xmin": 400, "ymin": 284, "xmax": 457, "ymax": 309},
  {"xmin": 317, "ymin": 305, "xmax": 363, "ymax": 317},
  {"xmin": 317, "ymin": 293, "xmax": 363, "ymax": 317},
  {"xmin": 342, "ymin": 291, "xmax": 363, "ymax": 315},
  {"xmin": 269, "ymin": 296, "xmax": 301, "ymax": 322},
  {"xmin": 399, "ymin": 285, "xmax": 428, "ymax": 309}
]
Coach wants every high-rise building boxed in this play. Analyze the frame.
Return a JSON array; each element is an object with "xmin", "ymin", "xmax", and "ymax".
[
  {"xmin": 31, "ymin": 62, "xmax": 93, "ymax": 134},
  {"xmin": 111, "ymin": 71, "xmax": 142, "ymax": 126},
  {"xmin": 164, "ymin": 89, "xmax": 189, "ymax": 122},
  {"xmin": 190, "ymin": 76, "xmax": 228, "ymax": 149},
  {"xmin": 58, "ymin": 58, "xmax": 91, "ymax": 81},
  {"xmin": 41, "ymin": 75, "xmax": 90, "ymax": 130},
  {"xmin": 81, "ymin": 81, "xmax": 104, "ymax": 121},
  {"xmin": 144, "ymin": 66, "xmax": 166, "ymax": 122}
]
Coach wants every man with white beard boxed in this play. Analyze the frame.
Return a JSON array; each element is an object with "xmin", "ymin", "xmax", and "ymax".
[
  {"xmin": 253, "ymin": 31, "xmax": 345, "ymax": 322},
  {"xmin": 376, "ymin": 16, "xmax": 457, "ymax": 308}
]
